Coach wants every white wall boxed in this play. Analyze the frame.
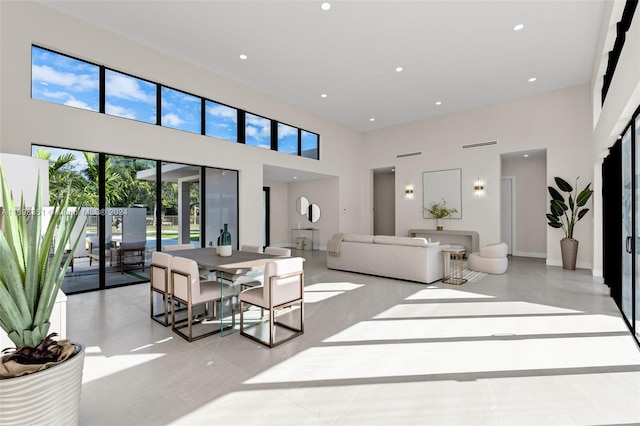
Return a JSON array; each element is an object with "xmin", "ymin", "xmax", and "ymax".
[
  {"xmin": 0, "ymin": 1, "xmax": 367, "ymax": 248},
  {"xmin": 288, "ymin": 178, "xmax": 339, "ymax": 250},
  {"xmin": 364, "ymin": 86, "xmax": 593, "ymax": 268}
]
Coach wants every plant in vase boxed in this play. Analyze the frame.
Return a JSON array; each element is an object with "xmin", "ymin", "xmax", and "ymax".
[
  {"xmin": 217, "ymin": 223, "xmax": 232, "ymax": 257},
  {"xmin": 0, "ymin": 163, "xmax": 86, "ymax": 424},
  {"xmin": 425, "ymin": 199, "xmax": 458, "ymax": 230},
  {"xmin": 546, "ymin": 176, "xmax": 593, "ymax": 270}
]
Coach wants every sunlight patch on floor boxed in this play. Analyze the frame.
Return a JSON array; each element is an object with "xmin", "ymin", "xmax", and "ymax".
[
  {"xmin": 82, "ymin": 346, "xmax": 165, "ymax": 384},
  {"xmin": 375, "ymin": 301, "xmax": 582, "ymax": 319}
]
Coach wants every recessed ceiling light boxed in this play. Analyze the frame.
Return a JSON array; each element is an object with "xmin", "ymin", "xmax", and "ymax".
[
  {"xmin": 369, "ymin": 118, "xmax": 375, "ymax": 122},
  {"xmin": 528, "ymin": 77, "xmax": 537, "ymax": 82},
  {"xmin": 435, "ymin": 101, "xmax": 442, "ymax": 106},
  {"xmin": 293, "ymin": 176, "xmax": 297, "ymax": 179},
  {"xmin": 321, "ymin": 2, "xmax": 331, "ymax": 11},
  {"xmin": 395, "ymin": 67, "xmax": 403, "ymax": 72},
  {"xmin": 524, "ymin": 154, "xmax": 529, "ymax": 157},
  {"xmin": 513, "ymin": 24, "xmax": 525, "ymax": 31},
  {"xmin": 321, "ymin": 93, "xmax": 327, "ymax": 98},
  {"xmin": 239, "ymin": 54, "xmax": 248, "ymax": 60}
]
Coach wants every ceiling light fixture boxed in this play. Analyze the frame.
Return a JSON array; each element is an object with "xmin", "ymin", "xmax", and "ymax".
[
  {"xmin": 435, "ymin": 101, "xmax": 442, "ymax": 106},
  {"xmin": 321, "ymin": 2, "xmax": 331, "ymax": 11},
  {"xmin": 369, "ymin": 118, "xmax": 375, "ymax": 122},
  {"xmin": 513, "ymin": 24, "xmax": 525, "ymax": 31},
  {"xmin": 528, "ymin": 77, "xmax": 537, "ymax": 82},
  {"xmin": 524, "ymin": 154, "xmax": 529, "ymax": 157},
  {"xmin": 396, "ymin": 67, "xmax": 403, "ymax": 72},
  {"xmin": 321, "ymin": 93, "xmax": 327, "ymax": 98},
  {"xmin": 239, "ymin": 54, "xmax": 248, "ymax": 60}
]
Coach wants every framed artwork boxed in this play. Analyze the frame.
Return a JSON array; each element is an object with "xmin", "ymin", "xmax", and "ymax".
[{"xmin": 422, "ymin": 168, "xmax": 462, "ymax": 219}]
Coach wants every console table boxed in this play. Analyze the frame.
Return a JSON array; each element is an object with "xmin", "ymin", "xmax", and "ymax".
[
  {"xmin": 408, "ymin": 229, "xmax": 479, "ymax": 253},
  {"xmin": 290, "ymin": 228, "xmax": 319, "ymax": 250}
]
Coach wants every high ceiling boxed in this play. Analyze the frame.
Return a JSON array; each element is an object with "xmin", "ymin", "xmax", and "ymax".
[{"xmin": 38, "ymin": 0, "xmax": 605, "ymax": 133}]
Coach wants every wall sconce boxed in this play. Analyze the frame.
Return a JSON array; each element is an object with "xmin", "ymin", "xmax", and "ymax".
[
  {"xmin": 405, "ymin": 184, "xmax": 414, "ymax": 199},
  {"xmin": 474, "ymin": 179, "xmax": 485, "ymax": 196}
]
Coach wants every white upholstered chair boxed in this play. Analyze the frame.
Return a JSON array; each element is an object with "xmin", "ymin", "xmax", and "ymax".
[
  {"xmin": 150, "ymin": 251, "xmax": 173, "ymax": 326},
  {"xmin": 171, "ymin": 256, "xmax": 234, "ymax": 341},
  {"xmin": 264, "ymin": 247, "xmax": 291, "ymax": 256},
  {"xmin": 240, "ymin": 257, "xmax": 304, "ymax": 347},
  {"xmin": 240, "ymin": 244, "xmax": 263, "ymax": 253},
  {"xmin": 468, "ymin": 242, "xmax": 508, "ymax": 274},
  {"xmin": 163, "ymin": 243, "xmax": 196, "ymax": 251}
]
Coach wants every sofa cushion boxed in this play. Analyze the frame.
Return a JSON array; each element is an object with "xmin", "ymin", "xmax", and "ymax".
[
  {"xmin": 343, "ymin": 234, "xmax": 375, "ymax": 243},
  {"xmin": 373, "ymin": 235, "xmax": 429, "ymax": 247}
]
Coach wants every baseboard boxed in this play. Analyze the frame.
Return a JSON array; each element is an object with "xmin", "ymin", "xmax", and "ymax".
[
  {"xmin": 512, "ymin": 251, "xmax": 546, "ymax": 258},
  {"xmin": 546, "ymin": 259, "xmax": 593, "ymax": 270}
]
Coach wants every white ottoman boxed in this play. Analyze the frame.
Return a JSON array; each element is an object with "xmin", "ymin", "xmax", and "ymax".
[{"xmin": 468, "ymin": 243, "xmax": 508, "ymax": 274}]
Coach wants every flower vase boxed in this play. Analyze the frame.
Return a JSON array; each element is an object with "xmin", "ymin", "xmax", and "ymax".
[
  {"xmin": 218, "ymin": 224, "xmax": 232, "ymax": 257},
  {"xmin": 437, "ymin": 219, "xmax": 443, "ymax": 231}
]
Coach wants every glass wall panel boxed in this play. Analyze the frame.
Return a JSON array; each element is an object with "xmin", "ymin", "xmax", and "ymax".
[
  {"xmin": 32, "ymin": 146, "xmax": 100, "ymax": 293},
  {"xmin": 635, "ymin": 116, "xmax": 640, "ymax": 339},
  {"xmin": 105, "ymin": 70, "xmax": 156, "ymax": 124},
  {"xmin": 622, "ymin": 127, "xmax": 633, "ymax": 325},
  {"xmin": 245, "ymin": 113, "xmax": 271, "ymax": 149},
  {"xmin": 278, "ymin": 123, "xmax": 298, "ymax": 155},
  {"xmin": 104, "ymin": 156, "xmax": 156, "ymax": 287},
  {"xmin": 159, "ymin": 163, "xmax": 201, "ymax": 250},
  {"xmin": 31, "ymin": 46, "xmax": 99, "ymax": 112},
  {"xmin": 204, "ymin": 168, "xmax": 238, "ymax": 251},
  {"xmin": 205, "ymin": 100, "xmax": 237, "ymax": 142},
  {"xmin": 160, "ymin": 87, "xmax": 201, "ymax": 134},
  {"xmin": 301, "ymin": 130, "xmax": 319, "ymax": 159}
]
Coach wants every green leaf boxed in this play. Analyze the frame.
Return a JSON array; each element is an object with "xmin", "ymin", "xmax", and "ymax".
[
  {"xmin": 548, "ymin": 222, "xmax": 563, "ymax": 229},
  {"xmin": 577, "ymin": 208, "xmax": 589, "ymax": 220},
  {"xmin": 548, "ymin": 186, "xmax": 564, "ymax": 202},
  {"xmin": 554, "ymin": 177, "xmax": 573, "ymax": 193},
  {"xmin": 576, "ymin": 185, "xmax": 593, "ymax": 207},
  {"xmin": 551, "ymin": 200, "xmax": 567, "ymax": 216}
]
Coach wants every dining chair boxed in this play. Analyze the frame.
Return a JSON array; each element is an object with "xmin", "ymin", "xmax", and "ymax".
[
  {"xmin": 171, "ymin": 256, "xmax": 234, "ymax": 341},
  {"xmin": 264, "ymin": 246, "xmax": 291, "ymax": 256},
  {"xmin": 240, "ymin": 244, "xmax": 263, "ymax": 253},
  {"xmin": 150, "ymin": 251, "xmax": 173, "ymax": 326},
  {"xmin": 163, "ymin": 243, "xmax": 196, "ymax": 251},
  {"xmin": 239, "ymin": 257, "xmax": 304, "ymax": 347}
]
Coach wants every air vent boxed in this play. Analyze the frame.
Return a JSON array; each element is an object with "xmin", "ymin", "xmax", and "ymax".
[
  {"xmin": 396, "ymin": 151, "xmax": 422, "ymax": 158},
  {"xmin": 462, "ymin": 140, "xmax": 498, "ymax": 149}
]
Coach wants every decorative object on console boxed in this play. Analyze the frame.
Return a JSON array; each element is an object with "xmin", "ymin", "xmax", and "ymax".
[
  {"xmin": 217, "ymin": 223, "xmax": 232, "ymax": 257},
  {"xmin": 546, "ymin": 177, "xmax": 593, "ymax": 270},
  {"xmin": 425, "ymin": 199, "xmax": 458, "ymax": 230}
]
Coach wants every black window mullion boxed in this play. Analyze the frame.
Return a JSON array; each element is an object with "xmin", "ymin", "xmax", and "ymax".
[
  {"xmin": 271, "ymin": 120, "xmax": 278, "ymax": 151},
  {"xmin": 201, "ymin": 98, "xmax": 206, "ymax": 136},
  {"xmin": 238, "ymin": 110, "xmax": 246, "ymax": 144},
  {"xmin": 99, "ymin": 67, "xmax": 106, "ymax": 114},
  {"xmin": 156, "ymin": 84, "xmax": 162, "ymax": 126},
  {"xmin": 298, "ymin": 128, "xmax": 302, "ymax": 156}
]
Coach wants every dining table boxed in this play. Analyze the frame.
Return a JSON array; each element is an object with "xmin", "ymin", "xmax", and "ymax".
[{"xmin": 166, "ymin": 247, "xmax": 289, "ymax": 335}]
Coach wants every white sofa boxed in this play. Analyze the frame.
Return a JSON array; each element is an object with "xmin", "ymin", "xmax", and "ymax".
[{"xmin": 326, "ymin": 234, "xmax": 447, "ymax": 283}]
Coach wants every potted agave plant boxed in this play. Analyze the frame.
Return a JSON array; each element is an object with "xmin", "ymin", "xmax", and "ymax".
[
  {"xmin": 546, "ymin": 176, "xmax": 593, "ymax": 270},
  {"xmin": 0, "ymin": 163, "xmax": 85, "ymax": 425}
]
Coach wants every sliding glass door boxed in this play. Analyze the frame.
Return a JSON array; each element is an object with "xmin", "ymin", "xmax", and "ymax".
[
  {"xmin": 635, "ymin": 117, "xmax": 640, "ymax": 339},
  {"xmin": 621, "ymin": 127, "xmax": 633, "ymax": 326}
]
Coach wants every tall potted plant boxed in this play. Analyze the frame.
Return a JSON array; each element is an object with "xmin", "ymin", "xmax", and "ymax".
[
  {"xmin": 0, "ymin": 163, "xmax": 86, "ymax": 425},
  {"xmin": 546, "ymin": 176, "xmax": 593, "ymax": 270},
  {"xmin": 425, "ymin": 199, "xmax": 458, "ymax": 231}
]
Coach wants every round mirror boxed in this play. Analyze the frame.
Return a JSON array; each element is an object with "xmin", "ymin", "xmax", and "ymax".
[
  {"xmin": 307, "ymin": 203, "xmax": 321, "ymax": 223},
  {"xmin": 296, "ymin": 196, "xmax": 309, "ymax": 216}
]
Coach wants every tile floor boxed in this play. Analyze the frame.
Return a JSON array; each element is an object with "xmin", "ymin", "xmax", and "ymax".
[{"xmin": 68, "ymin": 251, "xmax": 640, "ymax": 425}]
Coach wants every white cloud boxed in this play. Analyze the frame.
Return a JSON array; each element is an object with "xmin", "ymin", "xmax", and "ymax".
[
  {"xmin": 105, "ymin": 73, "xmax": 155, "ymax": 104},
  {"xmin": 162, "ymin": 113, "xmax": 184, "ymax": 127},
  {"xmin": 105, "ymin": 103, "xmax": 136, "ymax": 119},
  {"xmin": 65, "ymin": 98, "xmax": 94, "ymax": 111},
  {"xmin": 278, "ymin": 124, "xmax": 298, "ymax": 138},
  {"xmin": 32, "ymin": 64, "xmax": 98, "ymax": 92},
  {"xmin": 206, "ymin": 104, "xmax": 237, "ymax": 122}
]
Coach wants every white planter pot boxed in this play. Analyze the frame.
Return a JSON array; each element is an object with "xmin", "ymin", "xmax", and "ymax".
[
  {"xmin": 0, "ymin": 344, "xmax": 85, "ymax": 426},
  {"xmin": 218, "ymin": 245, "xmax": 232, "ymax": 257}
]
